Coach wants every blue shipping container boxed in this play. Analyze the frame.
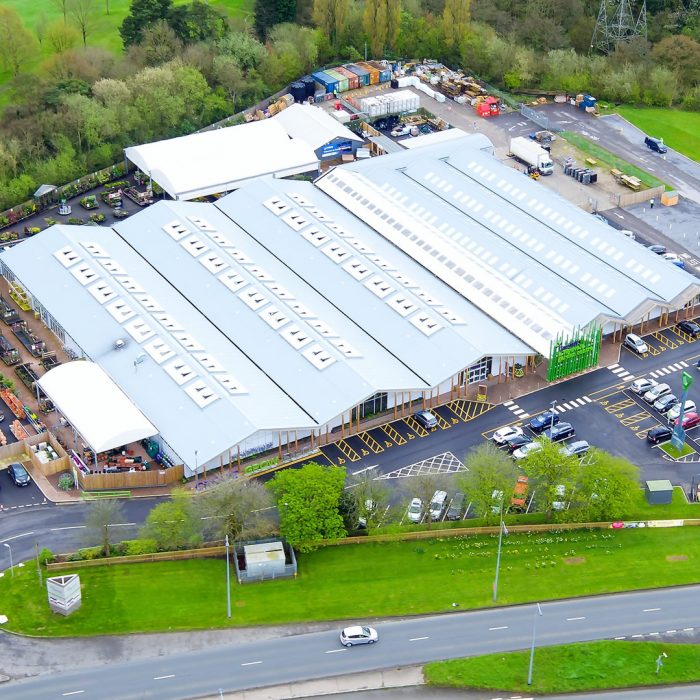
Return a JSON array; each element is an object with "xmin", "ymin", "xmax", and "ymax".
[
  {"xmin": 312, "ymin": 71, "xmax": 339, "ymax": 94},
  {"xmin": 345, "ymin": 64, "xmax": 370, "ymax": 87}
]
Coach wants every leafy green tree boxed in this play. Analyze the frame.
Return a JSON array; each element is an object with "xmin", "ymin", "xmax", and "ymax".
[
  {"xmin": 140, "ymin": 490, "xmax": 202, "ymax": 550},
  {"xmin": 214, "ymin": 54, "xmax": 245, "ymax": 109},
  {"xmin": 520, "ymin": 437, "xmax": 581, "ymax": 519},
  {"xmin": 573, "ymin": 450, "xmax": 639, "ymax": 521},
  {"xmin": 255, "ymin": 0, "xmax": 297, "ymax": 40},
  {"xmin": 459, "ymin": 442, "xmax": 518, "ymax": 521},
  {"xmin": 0, "ymin": 7, "xmax": 37, "ymax": 77},
  {"xmin": 139, "ymin": 19, "xmax": 182, "ymax": 65},
  {"xmin": 268, "ymin": 462, "xmax": 346, "ymax": 552},
  {"xmin": 642, "ymin": 64, "xmax": 678, "ymax": 106},
  {"xmin": 652, "ymin": 35, "xmax": 700, "ymax": 87},
  {"xmin": 169, "ymin": 0, "xmax": 228, "ymax": 44},
  {"xmin": 346, "ymin": 471, "xmax": 390, "ymax": 529},
  {"xmin": 195, "ymin": 476, "xmax": 275, "ymax": 543},
  {"xmin": 217, "ymin": 31, "xmax": 267, "ymax": 70},
  {"xmin": 312, "ymin": 0, "xmax": 349, "ymax": 48},
  {"xmin": 443, "ymin": 0, "xmax": 471, "ymax": 46},
  {"xmin": 269, "ymin": 23, "xmax": 319, "ymax": 75},
  {"xmin": 84, "ymin": 499, "xmax": 125, "ymax": 556},
  {"xmin": 405, "ymin": 472, "xmax": 455, "ymax": 528},
  {"xmin": 120, "ymin": 0, "xmax": 173, "ymax": 48}
]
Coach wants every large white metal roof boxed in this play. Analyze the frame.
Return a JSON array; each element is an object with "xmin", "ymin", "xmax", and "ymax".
[
  {"xmin": 124, "ymin": 119, "xmax": 319, "ymax": 200},
  {"xmin": 38, "ymin": 361, "xmax": 157, "ymax": 453},
  {"xmin": 273, "ymin": 104, "xmax": 363, "ymax": 151}
]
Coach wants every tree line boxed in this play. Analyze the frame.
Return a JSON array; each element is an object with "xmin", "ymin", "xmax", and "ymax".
[{"xmin": 0, "ymin": 0, "xmax": 698, "ymax": 212}]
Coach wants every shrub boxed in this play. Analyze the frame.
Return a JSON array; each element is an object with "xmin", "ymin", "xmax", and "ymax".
[
  {"xmin": 123, "ymin": 539, "xmax": 158, "ymax": 555},
  {"xmin": 38, "ymin": 548, "xmax": 55, "ymax": 565},
  {"xmin": 77, "ymin": 546, "xmax": 103, "ymax": 560},
  {"xmin": 67, "ymin": 217, "xmax": 84, "ymax": 225},
  {"xmin": 58, "ymin": 473, "xmax": 75, "ymax": 491}
]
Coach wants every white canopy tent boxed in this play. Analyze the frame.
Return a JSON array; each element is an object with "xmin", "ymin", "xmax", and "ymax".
[
  {"xmin": 273, "ymin": 104, "xmax": 363, "ymax": 151},
  {"xmin": 124, "ymin": 119, "xmax": 319, "ymax": 201},
  {"xmin": 38, "ymin": 361, "xmax": 157, "ymax": 454}
]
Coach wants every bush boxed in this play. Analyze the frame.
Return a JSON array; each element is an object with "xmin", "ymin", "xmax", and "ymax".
[
  {"xmin": 77, "ymin": 546, "xmax": 104, "ymax": 560},
  {"xmin": 122, "ymin": 539, "xmax": 158, "ymax": 555},
  {"xmin": 58, "ymin": 473, "xmax": 75, "ymax": 491},
  {"xmin": 38, "ymin": 548, "xmax": 55, "ymax": 565}
]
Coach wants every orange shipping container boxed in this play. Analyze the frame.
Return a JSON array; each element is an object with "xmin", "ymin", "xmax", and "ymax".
[
  {"xmin": 334, "ymin": 66, "xmax": 359, "ymax": 90},
  {"xmin": 357, "ymin": 62, "xmax": 380, "ymax": 85}
]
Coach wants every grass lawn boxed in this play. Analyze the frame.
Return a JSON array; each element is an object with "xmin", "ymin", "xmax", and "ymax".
[
  {"xmin": 0, "ymin": 0, "xmax": 253, "ymax": 104},
  {"xmin": 616, "ymin": 107, "xmax": 700, "ymax": 163},
  {"xmin": 3, "ymin": 527, "xmax": 700, "ymax": 636},
  {"xmin": 659, "ymin": 442, "xmax": 696, "ymax": 459},
  {"xmin": 425, "ymin": 641, "xmax": 700, "ymax": 693},
  {"xmin": 628, "ymin": 486, "xmax": 699, "ymax": 520},
  {"xmin": 560, "ymin": 130, "xmax": 668, "ymax": 190}
]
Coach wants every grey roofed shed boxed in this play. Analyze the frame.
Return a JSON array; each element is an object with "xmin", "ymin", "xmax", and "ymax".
[{"xmin": 645, "ymin": 479, "xmax": 673, "ymax": 505}]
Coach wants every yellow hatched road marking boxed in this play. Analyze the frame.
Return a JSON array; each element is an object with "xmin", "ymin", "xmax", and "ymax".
[
  {"xmin": 652, "ymin": 332, "xmax": 679, "ymax": 350},
  {"xmin": 606, "ymin": 398, "xmax": 636, "ymax": 413},
  {"xmin": 357, "ymin": 432, "xmax": 384, "ymax": 454},
  {"xmin": 382, "ymin": 423, "xmax": 406, "ymax": 446},
  {"xmin": 335, "ymin": 439, "xmax": 361, "ymax": 462},
  {"xmin": 404, "ymin": 416, "xmax": 429, "ymax": 437},
  {"xmin": 433, "ymin": 412, "xmax": 452, "ymax": 430},
  {"xmin": 620, "ymin": 411, "xmax": 655, "ymax": 427}
]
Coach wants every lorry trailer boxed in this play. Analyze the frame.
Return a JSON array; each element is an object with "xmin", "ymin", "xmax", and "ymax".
[{"xmin": 509, "ymin": 136, "xmax": 554, "ymax": 175}]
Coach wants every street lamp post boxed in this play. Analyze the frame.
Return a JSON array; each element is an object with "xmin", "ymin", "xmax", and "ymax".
[
  {"xmin": 493, "ymin": 496, "xmax": 505, "ymax": 602},
  {"xmin": 527, "ymin": 602, "xmax": 543, "ymax": 685},
  {"xmin": 3, "ymin": 543, "xmax": 13, "ymax": 577},
  {"xmin": 225, "ymin": 535, "xmax": 231, "ymax": 619},
  {"xmin": 549, "ymin": 399, "xmax": 557, "ymax": 434}
]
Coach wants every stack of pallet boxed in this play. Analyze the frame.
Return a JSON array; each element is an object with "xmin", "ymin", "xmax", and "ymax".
[{"xmin": 10, "ymin": 420, "xmax": 28, "ymax": 441}]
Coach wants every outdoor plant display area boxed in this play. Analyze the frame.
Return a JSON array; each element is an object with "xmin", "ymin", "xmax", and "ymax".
[{"xmin": 2, "ymin": 527, "xmax": 700, "ymax": 636}]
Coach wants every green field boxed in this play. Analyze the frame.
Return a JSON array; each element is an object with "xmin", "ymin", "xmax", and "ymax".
[
  {"xmin": 3, "ymin": 526, "xmax": 700, "ymax": 636},
  {"xmin": 616, "ymin": 106, "xmax": 700, "ymax": 163},
  {"xmin": 0, "ymin": 0, "xmax": 253, "ymax": 97},
  {"xmin": 425, "ymin": 641, "xmax": 700, "ymax": 693}
]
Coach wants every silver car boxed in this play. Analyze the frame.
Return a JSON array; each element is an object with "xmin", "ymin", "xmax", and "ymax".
[
  {"xmin": 340, "ymin": 625, "xmax": 378, "ymax": 647},
  {"xmin": 406, "ymin": 497, "xmax": 422, "ymax": 523}
]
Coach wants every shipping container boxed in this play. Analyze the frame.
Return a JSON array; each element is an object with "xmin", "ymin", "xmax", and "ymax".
[
  {"xmin": 324, "ymin": 69, "xmax": 349, "ymax": 93},
  {"xmin": 334, "ymin": 66, "xmax": 359, "ymax": 90},
  {"xmin": 312, "ymin": 71, "xmax": 339, "ymax": 94},
  {"xmin": 345, "ymin": 64, "xmax": 370, "ymax": 87},
  {"xmin": 357, "ymin": 62, "xmax": 380, "ymax": 85},
  {"xmin": 368, "ymin": 61, "xmax": 391, "ymax": 83}
]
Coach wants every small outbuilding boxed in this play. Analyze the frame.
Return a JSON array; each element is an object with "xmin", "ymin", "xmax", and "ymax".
[
  {"xmin": 234, "ymin": 539, "xmax": 297, "ymax": 584},
  {"xmin": 645, "ymin": 479, "xmax": 673, "ymax": 505}
]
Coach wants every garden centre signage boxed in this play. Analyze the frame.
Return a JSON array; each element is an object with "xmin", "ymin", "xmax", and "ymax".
[{"xmin": 47, "ymin": 574, "xmax": 81, "ymax": 616}]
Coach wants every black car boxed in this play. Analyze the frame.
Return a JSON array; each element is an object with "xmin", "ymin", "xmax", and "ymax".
[
  {"xmin": 446, "ymin": 492, "xmax": 465, "ymax": 521},
  {"xmin": 505, "ymin": 434, "xmax": 532, "ymax": 452},
  {"xmin": 413, "ymin": 410, "xmax": 438, "ymax": 430},
  {"xmin": 644, "ymin": 136, "xmax": 667, "ymax": 153},
  {"xmin": 648, "ymin": 244, "xmax": 666, "ymax": 255},
  {"xmin": 7, "ymin": 462, "xmax": 30, "ymax": 487},
  {"xmin": 544, "ymin": 422, "xmax": 575, "ymax": 442},
  {"xmin": 529, "ymin": 411, "xmax": 560, "ymax": 434},
  {"xmin": 647, "ymin": 425, "xmax": 672, "ymax": 445},
  {"xmin": 678, "ymin": 320, "xmax": 700, "ymax": 338}
]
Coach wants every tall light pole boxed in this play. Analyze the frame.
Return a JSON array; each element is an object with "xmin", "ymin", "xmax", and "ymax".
[
  {"xmin": 3, "ymin": 543, "xmax": 13, "ymax": 577},
  {"xmin": 225, "ymin": 535, "xmax": 231, "ymax": 619},
  {"xmin": 549, "ymin": 399, "xmax": 557, "ymax": 434},
  {"xmin": 493, "ymin": 496, "xmax": 506, "ymax": 602},
  {"xmin": 527, "ymin": 602, "xmax": 543, "ymax": 685}
]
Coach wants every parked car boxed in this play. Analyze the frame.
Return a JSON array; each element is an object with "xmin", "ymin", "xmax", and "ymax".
[
  {"xmin": 529, "ymin": 411, "xmax": 559, "ymax": 433},
  {"xmin": 663, "ymin": 253, "xmax": 685, "ymax": 269},
  {"xmin": 511, "ymin": 476, "xmax": 529, "ymax": 511},
  {"xmin": 624, "ymin": 333, "xmax": 648, "ymax": 355},
  {"xmin": 391, "ymin": 125, "xmax": 411, "ymax": 137},
  {"xmin": 406, "ymin": 497, "xmax": 423, "ymax": 523},
  {"xmin": 446, "ymin": 492, "xmax": 465, "ymax": 521},
  {"xmin": 647, "ymin": 244, "xmax": 666, "ymax": 255},
  {"xmin": 560, "ymin": 440, "xmax": 590, "ymax": 457},
  {"xmin": 644, "ymin": 136, "xmax": 667, "ymax": 153},
  {"xmin": 513, "ymin": 441, "xmax": 543, "ymax": 460},
  {"xmin": 340, "ymin": 626, "xmax": 378, "ymax": 647},
  {"xmin": 492, "ymin": 425, "xmax": 524, "ymax": 445},
  {"xmin": 644, "ymin": 383, "xmax": 671, "ymax": 403},
  {"xmin": 413, "ymin": 410, "xmax": 438, "ymax": 430},
  {"xmin": 653, "ymin": 394, "xmax": 678, "ymax": 413},
  {"xmin": 620, "ymin": 229, "xmax": 636, "ymax": 240},
  {"xmin": 678, "ymin": 320, "xmax": 700, "ymax": 338},
  {"xmin": 429, "ymin": 490, "xmax": 448, "ymax": 521},
  {"xmin": 647, "ymin": 425, "xmax": 672, "ymax": 445},
  {"xmin": 631, "ymin": 377, "xmax": 657, "ymax": 395},
  {"xmin": 667, "ymin": 400, "xmax": 697, "ymax": 423},
  {"xmin": 552, "ymin": 484, "xmax": 567, "ymax": 511},
  {"xmin": 6, "ymin": 462, "xmax": 30, "ymax": 487},
  {"xmin": 544, "ymin": 422, "xmax": 575, "ymax": 442},
  {"xmin": 676, "ymin": 412, "xmax": 700, "ymax": 430},
  {"xmin": 505, "ymin": 434, "xmax": 532, "ymax": 452}
]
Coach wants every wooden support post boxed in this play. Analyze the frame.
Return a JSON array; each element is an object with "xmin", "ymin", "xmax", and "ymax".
[
  {"xmin": 341, "ymin": 412, "xmax": 345, "ymax": 438},
  {"xmin": 278, "ymin": 432, "xmax": 282, "ymax": 461},
  {"xmin": 393, "ymin": 393, "xmax": 397, "ymax": 419},
  {"xmin": 295, "ymin": 430, "xmax": 298, "ymax": 451},
  {"xmin": 220, "ymin": 455, "xmax": 224, "ymax": 475}
]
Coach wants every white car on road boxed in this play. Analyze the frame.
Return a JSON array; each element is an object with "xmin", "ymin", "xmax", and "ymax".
[
  {"xmin": 492, "ymin": 425, "xmax": 524, "ymax": 445},
  {"xmin": 513, "ymin": 442, "xmax": 543, "ymax": 461},
  {"xmin": 624, "ymin": 333, "xmax": 648, "ymax": 355},
  {"xmin": 630, "ymin": 377, "xmax": 657, "ymax": 396}
]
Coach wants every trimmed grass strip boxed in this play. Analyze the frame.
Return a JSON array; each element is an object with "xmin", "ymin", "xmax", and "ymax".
[{"xmin": 425, "ymin": 641, "xmax": 700, "ymax": 693}]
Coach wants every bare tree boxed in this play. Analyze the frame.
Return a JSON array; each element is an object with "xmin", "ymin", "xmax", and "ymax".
[
  {"xmin": 36, "ymin": 13, "xmax": 49, "ymax": 47},
  {"xmin": 83, "ymin": 499, "xmax": 125, "ymax": 556},
  {"xmin": 52, "ymin": 0, "xmax": 70, "ymax": 23},
  {"xmin": 70, "ymin": 0, "xmax": 96, "ymax": 48}
]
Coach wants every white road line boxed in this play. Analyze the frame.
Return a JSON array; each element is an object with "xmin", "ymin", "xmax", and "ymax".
[
  {"xmin": 352, "ymin": 465, "xmax": 378, "ymax": 475},
  {"xmin": 566, "ymin": 616, "xmax": 585, "ymax": 621},
  {"xmin": 409, "ymin": 636, "xmax": 429, "ymax": 641},
  {"xmin": 562, "ymin": 402, "xmax": 573, "ymax": 410},
  {"xmin": 521, "ymin": 413, "xmax": 530, "ymax": 418},
  {"xmin": 666, "ymin": 630, "xmax": 677, "ymax": 633},
  {"xmin": 488, "ymin": 626, "xmax": 509, "ymax": 631},
  {"xmin": 673, "ymin": 363, "xmax": 683, "ymax": 370},
  {"xmin": 62, "ymin": 693, "xmax": 85, "ymax": 697},
  {"xmin": 556, "ymin": 405, "xmax": 565, "ymax": 412},
  {"xmin": 607, "ymin": 363, "xmax": 619, "ymax": 369},
  {"xmin": 50, "ymin": 525, "xmax": 86, "ymax": 531},
  {"xmin": 643, "ymin": 608, "xmax": 661, "ymax": 612},
  {"xmin": 325, "ymin": 649, "xmax": 346, "ymax": 653},
  {"xmin": 649, "ymin": 632, "xmax": 660, "ymax": 636},
  {"xmin": 614, "ymin": 636, "xmax": 626, "ymax": 640},
  {"xmin": 631, "ymin": 634, "xmax": 643, "ymax": 638},
  {"xmin": 682, "ymin": 361, "xmax": 689, "ymax": 367},
  {"xmin": 504, "ymin": 401, "xmax": 514, "ymax": 406},
  {"xmin": 683, "ymin": 627, "xmax": 694, "ymax": 631},
  {"xmin": 0, "ymin": 531, "xmax": 35, "ymax": 543},
  {"xmin": 650, "ymin": 371, "xmax": 658, "ymax": 378},
  {"xmin": 153, "ymin": 674, "xmax": 175, "ymax": 680},
  {"xmin": 513, "ymin": 408, "xmax": 525, "ymax": 415},
  {"xmin": 584, "ymin": 396, "xmax": 592, "ymax": 402},
  {"xmin": 107, "ymin": 522, "xmax": 137, "ymax": 527},
  {"xmin": 576, "ymin": 398, "xmax": 586, "ymax": 406},
  {"xmin": 241, "ymin": 661, "xmax": 263, "ymax": 666}
]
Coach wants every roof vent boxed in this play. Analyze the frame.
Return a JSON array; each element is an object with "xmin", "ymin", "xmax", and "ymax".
[
  {"xmin": 113, "ymin": 338, "xmax": 128, "ymax": 351},
  {"xmin": 303, "ymin": 343, "xmax": 336, "ymax": 370},
  {"xmin": 280, "ymin": 324, "xmax": 313, "ymax": 350},
  {"xmin": 184, "ymin": 380, "xmax": 219, "ymax": 408}
]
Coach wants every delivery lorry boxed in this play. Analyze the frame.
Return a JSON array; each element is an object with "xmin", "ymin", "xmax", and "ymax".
[{"xmin": 509, "ymin": 137, "xmax": 554, "ymax": 175}]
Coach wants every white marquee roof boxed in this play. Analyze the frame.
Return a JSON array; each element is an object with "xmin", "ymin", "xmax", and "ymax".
[
  {"xmin": 273, "ymin": 104, "xmax": 363, "ymax": 151},
  {"xmin": 124, "ymin": 120, "xmax": 319, "ymax": 200},
  {"xmin": 38, "ymin": 361, "xmax": 157, "ymax": 453}
]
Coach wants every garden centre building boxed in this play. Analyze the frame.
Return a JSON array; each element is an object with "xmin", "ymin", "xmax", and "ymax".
[{"xmin": 1, "ymin": 135, "xmax": 698, "ymax": 476}]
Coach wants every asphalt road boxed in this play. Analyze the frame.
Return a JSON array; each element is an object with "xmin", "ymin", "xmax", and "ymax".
[{"xmin": 3, "ymin": 585, "xmax": 700, "ymax": 699}]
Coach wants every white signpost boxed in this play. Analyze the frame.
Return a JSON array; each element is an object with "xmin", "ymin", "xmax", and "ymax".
[{"xmin": 47, "ymin": 574, "xmax": 82, "ymax": 616}]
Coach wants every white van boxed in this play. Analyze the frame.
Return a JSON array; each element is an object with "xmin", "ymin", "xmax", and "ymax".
[{"xmin": 429, "ymin": 490, "xmax": 447, "ymax": 521}]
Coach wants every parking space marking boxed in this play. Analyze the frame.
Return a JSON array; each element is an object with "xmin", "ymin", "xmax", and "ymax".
[
  {"xmin": 357, "ymin": 431, "xmax": 384, "ymax": 454},
  {"xmin": 652, "ymin": 331, "xmax": 681, "ymax": 350},
  {"xmin": 404, "ymin": 415, "xmax": 429, "ymax": 437},
  {"xmin": 672, "ymin": 328, "xmax": 695, "ymax": 343},
  {"xmin": 433, "ymin": 411, "xmax": 452, "ymax": 430},
  {"xmin": 335, "ymin": 439, "xmax": 362, "ymax": 463},
  {"xmin": 620, "ymin": 411, "xmax": 656, "ymax": 428},
  {"xmin": 378, "ymin": 451, "xmax": 466, "ymax": 479},
  {"xmin": 604, "ymin": 398, "xmax": 636, "ymax": 414},
  {"xmin": 381, "ymin": 423, "xmax": 406, "ymax": 446},
  {"xmin": 448, "ymin": 399, "xmax": 493, "ymax": 422}
]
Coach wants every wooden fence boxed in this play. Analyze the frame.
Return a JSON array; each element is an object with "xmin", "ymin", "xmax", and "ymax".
[
  {"xmin": 615, "ymin": 184, "xmax": 665, "ymax": 208},
  {"xmin": 76, "ymin": 463, "xmax": 184, "ymax": 490}
]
